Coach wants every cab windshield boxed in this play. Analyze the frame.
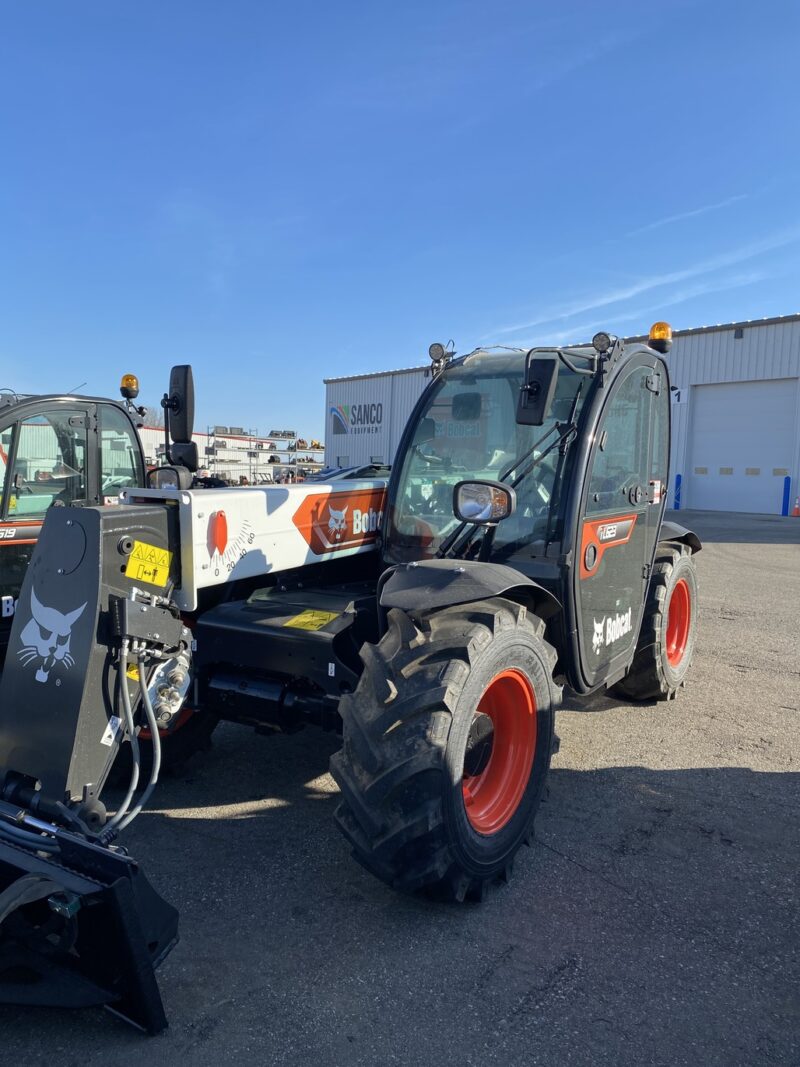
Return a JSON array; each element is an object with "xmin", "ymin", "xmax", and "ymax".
[{"xmin": 387, "ymin": 349, "xmax": 590, "ymax": 562}]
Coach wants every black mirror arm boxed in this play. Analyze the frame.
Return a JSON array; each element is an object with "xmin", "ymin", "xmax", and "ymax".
[
  {"xmin": 477, "ymin": 525, "xmax": 497, "ymax": 562},
  {"xmin": 435, "ymin": 518, "xmax": 470, "ymax": 559},
  {"xmin": 557, "ymin": 351, "xmax": 597, "ymax": 376}
]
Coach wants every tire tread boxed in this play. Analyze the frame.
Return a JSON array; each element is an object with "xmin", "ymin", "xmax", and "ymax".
[{"xmin": 330, "ymin": 599, "xmax": 560, "ymax": 900}]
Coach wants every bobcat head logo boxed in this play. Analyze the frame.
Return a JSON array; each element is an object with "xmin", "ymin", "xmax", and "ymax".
[
  {"xmin": 17, "ymin": 589, "xmax": 87, "ymax": 684},
  {"xmin": 592, "ymin": 617, "xmax": 605, "ymax": 655},
  {"xmin": 327, "ymin": 504, "xmax": 348, "ymax": 540}
]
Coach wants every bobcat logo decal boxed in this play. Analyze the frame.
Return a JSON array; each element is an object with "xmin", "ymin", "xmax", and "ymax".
[
  {"xmin": 17, "ymin": 588, "xmax": 87, "ymax": 684},
  {"xmin": 327, "ymin": 504, "xmax": 348, "ymax": 541},
  {"xmin": 591, "ymin": 609, "xmax": 633, "ymax": 656}
]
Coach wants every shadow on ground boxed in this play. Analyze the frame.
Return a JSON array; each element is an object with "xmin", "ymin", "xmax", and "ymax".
[{"xmin": 0, "ymin": 722, "xmax": 797, "ymax": 1067}]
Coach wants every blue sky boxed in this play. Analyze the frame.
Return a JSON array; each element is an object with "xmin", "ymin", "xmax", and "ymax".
[{"xmin": 1, "ymin": 1, "xmax": 798, "ymax": 437}]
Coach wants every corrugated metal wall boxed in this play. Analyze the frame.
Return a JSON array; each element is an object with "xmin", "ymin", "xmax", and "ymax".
[
  {"xmin": 666, "ymin": 319, "xmax": 800, "ymax": 510},
  {"xmin": 324, "ymin": 367, "xmax": 431, "ymax": 467}
]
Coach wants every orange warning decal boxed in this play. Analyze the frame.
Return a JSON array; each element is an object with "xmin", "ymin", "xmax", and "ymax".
[
  {"xmin": 292, "ymin": 488, "xmax": 387, "ymax": 556},
  {"xmin": 580, "ymin": 513, "xmax": 638, "ymax": 579}
]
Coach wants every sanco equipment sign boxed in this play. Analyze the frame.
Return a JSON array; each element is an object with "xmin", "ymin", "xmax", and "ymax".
[
  {"xmin": 329, "ymin": 402, "xmax": 384, "ymax": 436},
  {"xmin": 324, "ymin": 366, "xmax": 430, "ymax": 467}
]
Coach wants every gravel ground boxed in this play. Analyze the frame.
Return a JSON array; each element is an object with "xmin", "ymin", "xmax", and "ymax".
[{"xmin": 2, "ymin": 510, "xmax": 798, "ymax": 1066}]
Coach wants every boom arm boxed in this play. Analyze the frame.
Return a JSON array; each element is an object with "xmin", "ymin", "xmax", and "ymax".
[{"xmin": 120, "ymin": 480, "xmax": 388, "ymax": 609}]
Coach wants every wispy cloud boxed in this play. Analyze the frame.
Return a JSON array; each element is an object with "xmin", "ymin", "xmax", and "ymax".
[
  {"xmin": 448, "ymin": 26, "xmax": 644, "ymax": 138},
  {"xmin": 487, "ymin": 225, "xmax": 800, "ymax": 339},
  {"xmin": 625, "ymin": 194, "xmax": 749, "ymax": 237},
  {"xmin": 523, "ymin": 270, "xmax": 768, "ymax": 348}
]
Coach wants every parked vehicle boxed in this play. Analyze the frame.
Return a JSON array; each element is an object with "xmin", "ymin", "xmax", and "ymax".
[
  {"xmin": 307, "ymin": 462, "xmax": 392, "ymax": 481},
  {"xmin": 0, "ymin": 324, "xmax": 699, "ymax": 1032}
]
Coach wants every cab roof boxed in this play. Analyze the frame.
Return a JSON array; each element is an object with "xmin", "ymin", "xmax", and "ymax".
[{"xmin": 0, "ymin": 391, "xmax": 128, "ymax": 413}]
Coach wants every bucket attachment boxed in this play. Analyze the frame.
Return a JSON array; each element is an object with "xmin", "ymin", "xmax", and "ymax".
[
  {"xmin": 0, "ymin": 504, "xmax": 188, "ymax": 1032},
  {"xmin": 0, "ymin": 810, "xmax": 178, "ymax": 1032}
]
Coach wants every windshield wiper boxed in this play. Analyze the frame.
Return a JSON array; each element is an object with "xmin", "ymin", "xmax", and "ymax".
[
  {"xmin": 498, "ymin": 423, "xmax": 560, "ymax": 482},
  {"xmin": 435, "ymin": 419, "xmax": 578, "ymax": 560},
  {"xmin": 436, "ymin": 379, "xmax": 585, "ymax": 561}
]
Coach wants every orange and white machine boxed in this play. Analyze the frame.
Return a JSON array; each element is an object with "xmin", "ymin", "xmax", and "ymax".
[{"xmin": 121, "ymin": 480, "xmax": 388, "ymax": 610}]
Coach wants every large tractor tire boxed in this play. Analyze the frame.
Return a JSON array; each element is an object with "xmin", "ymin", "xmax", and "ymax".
[
  {"xmin": 611, "ymin": 543, "xmax": 698, "ymax": 701},
  {"xmin": 330, "ymin": 597, "xmax": 560, "ymax": 901}
]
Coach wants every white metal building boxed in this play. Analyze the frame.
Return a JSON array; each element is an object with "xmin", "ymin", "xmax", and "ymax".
[
  {"xmin": 324, "ymin": 315, "xmax": 800, "ymax": 515},
  {"xmin": 323, "ymin": 365, "xmax": 432, "ymax": 468},
  {"xmin": 661, "ymin": 315, "xmax": 800, "ymax": 515}
]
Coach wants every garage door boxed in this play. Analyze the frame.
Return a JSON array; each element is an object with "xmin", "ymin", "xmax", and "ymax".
[{"xmin": 685, "ymin": 379, "xmax": 798, "ymax": 513}]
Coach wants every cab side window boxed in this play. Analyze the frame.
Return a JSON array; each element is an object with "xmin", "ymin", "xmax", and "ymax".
[
  {"xmin": 586, "ymin": 368, "xmax": 651, "ymax": 515},
  {"xmin": 100, "ymin": 405, "xmax": 142, "ymax": 498},
  {"xmin": 0, "ymin": 430, "xmax": 10, "ymax": 513},
  {"xmin": 650, "ymin": 385, "xmax": 669, "ymax": 483},
  {"xmin": 7, "ymin": 412, "xmax": 88, "ymax": 518}
]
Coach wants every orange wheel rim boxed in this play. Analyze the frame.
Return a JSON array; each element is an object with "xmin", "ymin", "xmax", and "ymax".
[
  {"xmin": 462, "ymin": 669, "xmax": 537, "ymax": 835},
  {"xmin": 666, "ymin": 578, "xmax": 691, "ymax": 667}
]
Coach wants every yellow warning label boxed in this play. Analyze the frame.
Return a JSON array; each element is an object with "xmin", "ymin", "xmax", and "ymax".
[
  {"xmin": 126, "ymin": 664, "xmax": 140, "ymax": 681},
  {"xmin": 124, "ymin": 540, "xmax": 172, "ymax": 588},
  {"xmin": 283, "ymin": 609, "xmax": 339, "ymax": 632}
]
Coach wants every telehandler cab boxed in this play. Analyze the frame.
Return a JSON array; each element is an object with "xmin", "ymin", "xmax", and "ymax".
[
  {"xmin": 0, "ymin": 374, "xmax": 148, "ymax": 668},
  {"xmin": 0, "ymin": 323, "xmax": 699, "ymax": 1032}
]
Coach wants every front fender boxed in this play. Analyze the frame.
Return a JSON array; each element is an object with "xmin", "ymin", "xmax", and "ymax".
[
  {"xmin": 380, "ymin": 559, "xmax": 561, "ymax": 620},
  {"xmin": 659, "ymin": 520, "xmax": 702, "ymax": 554}
]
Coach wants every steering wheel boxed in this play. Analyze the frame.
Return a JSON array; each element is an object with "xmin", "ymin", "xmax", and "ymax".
[
  {"xmin": 412, "ymin": 445, "xmax": 443, "ymax": 467},
  {"xmin": 102, "ymin": 476, "xmax": 134, "ymax": 493}
]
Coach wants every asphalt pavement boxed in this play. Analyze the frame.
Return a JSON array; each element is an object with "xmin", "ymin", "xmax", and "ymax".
[{"xmin": 2, "ymin": 510, "xmax": 798, "ymax": 1066}]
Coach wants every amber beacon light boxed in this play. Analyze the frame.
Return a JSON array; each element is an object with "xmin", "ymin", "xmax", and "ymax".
[
  {"xmin": 120, "ymin": 373, "xmax": 140, "ymax": 400},
  {"xmin": 648, "ymin": 321, "xmax": 673, "ymax": 354}
]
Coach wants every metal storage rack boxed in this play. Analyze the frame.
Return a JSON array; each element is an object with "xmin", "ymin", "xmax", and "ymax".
[{"xmin": 204, "ymin": 426, "xmax": 325, "ymax": 483}]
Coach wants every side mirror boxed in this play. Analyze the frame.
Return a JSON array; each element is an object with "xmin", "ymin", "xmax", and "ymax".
[
  {"xmin": 453, "ymin": 480, "xmax": 516, "ymax": 525},
  {"xmin": 516, "ymin": 354, "xmax": 558, "ymax": 426},
  {"xmin": 170, "ymin": 441, "xmax": 199, "ymax": 472},
  {"xmin": 147, "ymin": 465, "xmax": 193, "ymax": 491},
  {"xmin": 164, "ymin": 365, "xmax": 195, "ymax": 444}
]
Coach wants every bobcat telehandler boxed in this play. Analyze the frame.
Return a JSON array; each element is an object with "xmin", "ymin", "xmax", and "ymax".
[{"xmin": 0, "ymin": 323, "xmax": 700, "ymax": 1033}]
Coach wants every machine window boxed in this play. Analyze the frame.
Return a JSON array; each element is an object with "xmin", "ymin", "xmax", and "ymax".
[
  {"xmin": 6, "ymin": 412, "xmax": 88, "ymax": 518},
  {"xmin": 100, "ymin": 405, "xmax": 142, "ymax": 498},
  {"xmin": 388, "ymin": 351, "xmax": 588, "ymax": 560},
  {"xmin": 650, "ymin": 386, "xmax": 669, "ymax": 482},
  {"xmin": 0, "ymin": 430, "xmax": 10, "ymax": 513},
  {"xmin": 586, "ymin": 369, "xmax": 651, "ymax": 515}
]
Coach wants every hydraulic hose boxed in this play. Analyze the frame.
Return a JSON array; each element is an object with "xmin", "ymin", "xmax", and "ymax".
[
  {"xmin": 0, "ymin": 820, "xmax": 60, "ymax": 854},
  {"xmin": 105, "ymin": 641, "xmax": 141, "ymax": 831},
  {"xmin": 115, "ymin": 652, "xmax": 163, "ymax": 831}
]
